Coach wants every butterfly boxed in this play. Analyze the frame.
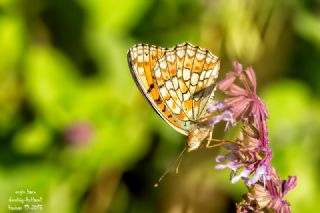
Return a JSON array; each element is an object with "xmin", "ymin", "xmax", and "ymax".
[{"xmin": 127, "ymin": 42, "xmax": 220, "ymax": 152}]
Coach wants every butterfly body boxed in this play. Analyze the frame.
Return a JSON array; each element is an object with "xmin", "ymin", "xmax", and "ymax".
[
  {"xmin": 127, "ymin": 42, "xmax": 220, "ymax": 151},
  {"xmin": 185, "ymin": 126, "xmax": 210, "ymax": 151}
]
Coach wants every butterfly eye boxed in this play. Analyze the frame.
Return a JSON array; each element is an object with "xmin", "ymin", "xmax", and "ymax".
[
  {"xmin": 187, "ymin": 141, "xmax": 201, "ymax": 152},
  {"xmin": 189, "ymin": 142, "xmax": 196, "ymax": 148}
]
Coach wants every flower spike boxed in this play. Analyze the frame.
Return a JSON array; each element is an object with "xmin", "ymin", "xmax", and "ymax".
[{"xmin": 207, "ymin": 61, "xmax": 296, "ymax": 213}]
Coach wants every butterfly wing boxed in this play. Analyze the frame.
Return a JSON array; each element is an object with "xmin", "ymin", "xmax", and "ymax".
[
  {"xmin": 127, "ymin": 44, "xmax": 187, "ymax": 135},
  {"xmin": 127, "ymin": 43, "xmax": 220, "ymax": 135},
  {"xmin": 153, "ymin": 43, "xmax": 220, "ymax": 132}
]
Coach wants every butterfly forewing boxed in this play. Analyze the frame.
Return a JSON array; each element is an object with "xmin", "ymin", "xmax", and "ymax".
[
  {"xmin": 128, "ymin": 42, "xmax": 220, "ymax": 135},
  {"xmin": 128, "ymin": 44, "xmax": 185, "ymax": 134}
]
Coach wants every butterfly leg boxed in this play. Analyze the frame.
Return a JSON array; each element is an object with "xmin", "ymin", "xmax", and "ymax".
[
  {"xmin": 205, "ymin": 138, "xmax": 229, "ymax": 148},
  {"xmin": 205, "ymin": 130, "xmax": 233, "ymax": 148}
]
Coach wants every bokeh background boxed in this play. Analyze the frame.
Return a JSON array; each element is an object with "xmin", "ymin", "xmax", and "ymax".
[{"xmin": 0, "ymin": 0, "xmax": 319, "ymax": 212}]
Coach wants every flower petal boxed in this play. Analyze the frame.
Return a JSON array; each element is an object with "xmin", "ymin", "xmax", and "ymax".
[
  {"xmin": 233, "ymin": 61, "xmax": 243, "ymax": 74},
  {"xmin": 245, "ymin": 67, "xmax": 257, "ymax": 90},
  {"xmin": 207, "ymin": 110, "xmax": 235, "ymax": 128},
  {"xmin": 215, "ymin": 161, "xmax": 242, "ymax": 171},
  {"xmin": 282, "ymin": 176, "xmax": 297, "ymax": 196},
  {"xmin": 232, "ymin": 169, "xmax": 251, "ymax": 184},
  {"xmin": 218, "ymin": 75, "xmax": 236, "ymax": 91},
  {"xmin": 206, "ymin": 101, "xmax": 226, "ymax": 113},
  {"xmin": 216, "ymin": 155, "xmax": 226, "ymax": 162},
  {"xmin": 215, "ymin": 164, "xmax": 228, "ymax": 170},
  {"xmin": 249, "ymin": 184, "xmax": 272, "ymax": 209},
  {"xmin": 247, "ymin": 165, "xmax": 267, "ymax": 185},
  {"xmin": 227, "ymin": 84, "xmax": 248, "ymax": 96}
]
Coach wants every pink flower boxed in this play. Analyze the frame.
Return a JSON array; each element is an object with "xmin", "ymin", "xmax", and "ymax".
[
  {"xmin": 204, "ymin": 101, "xmax": 236, "ymax": 130},
  {"xmin": 237, "ymin": 168, "xmax": 297, "ymax": 213},
  {"xmin": 217, "ymin": 61, "xmax": 268, "ymax": 123},
  {"xmin": 214, "ymin": 123, "xmax": 271, "ymax": 185},
  {"xmin": 207, "ymin": 61, "xmax": 297, "ymax": 213}
]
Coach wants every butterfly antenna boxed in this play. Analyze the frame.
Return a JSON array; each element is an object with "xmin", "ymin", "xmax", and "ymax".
[
  {"xmin": 154, "ymin": 147, "xmax": 187, "ymax": 188},
  {"xmin": 175, "ymin": 147, "xmax": 186, "ymax": 174}
]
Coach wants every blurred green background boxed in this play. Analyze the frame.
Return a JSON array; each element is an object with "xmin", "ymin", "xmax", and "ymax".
[{"xmin": 0, "ymin": 0, "xmax": 319, "ymax": 212}]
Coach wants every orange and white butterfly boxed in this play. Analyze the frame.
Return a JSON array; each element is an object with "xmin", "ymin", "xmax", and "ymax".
[{"xmin": 127, "ymin": 42, "xmax": 220, "ymax": 152}]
